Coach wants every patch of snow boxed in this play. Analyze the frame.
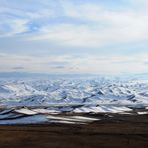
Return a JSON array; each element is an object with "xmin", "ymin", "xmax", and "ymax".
[
  {"xmin": 49, "ymin": 120, "xmax": 85, "ymax": 124},
  {"xmin": 32, "ymin": 108, "xmax": 60, "ymax": 114},
  {"xmin": 69, "ymin": 116, "xmax": 99, "ymax": 121},
  {"xmin": 15, "ymin": 108, "xmax": 38, "ymax": 115},
  {"xmin": 0, "ymin": 115, "xmax": 48, "ymax": 124},
  {"xmin": 137, "ymin": 112, "xmax": 148, "ymax": 115}
]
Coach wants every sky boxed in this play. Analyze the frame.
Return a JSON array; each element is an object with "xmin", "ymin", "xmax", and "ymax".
[{"xmin": 0, "ymin": 0, "xmax": 148, "ymax": 75}]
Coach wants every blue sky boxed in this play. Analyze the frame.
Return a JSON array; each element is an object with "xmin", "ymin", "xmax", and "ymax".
[{"xmin": 0, "ymin": 0, "xmax": 148, "ymax": 74}]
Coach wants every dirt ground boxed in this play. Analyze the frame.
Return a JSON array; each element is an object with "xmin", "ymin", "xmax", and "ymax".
[{"xmin": 0, "ymin": 114, "xmax": 148, "ymax": 148}]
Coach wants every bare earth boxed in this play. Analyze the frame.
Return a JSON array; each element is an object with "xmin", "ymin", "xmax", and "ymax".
[{"xmin": 0, "ymin": 114, "xmax": 148, "ymax": 148}]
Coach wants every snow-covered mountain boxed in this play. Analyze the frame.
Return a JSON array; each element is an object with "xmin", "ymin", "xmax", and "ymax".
[
  {"xmin": 0, "ymin": 77, "xmax": 148, "ymax": 124},
  {"xmin": 0, "ymin": 77, "xmax": 148, "ymax": 107}
]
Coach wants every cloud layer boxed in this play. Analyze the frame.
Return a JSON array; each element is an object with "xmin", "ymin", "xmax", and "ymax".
[{"xmin": 0, "ymin": 0, "xmax": 148, "ymax": 74}]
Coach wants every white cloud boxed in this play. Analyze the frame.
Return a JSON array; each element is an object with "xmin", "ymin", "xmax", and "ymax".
[
  {"xmin": 0, "ymin": 0, "xmax": 56, "ymax": 37},
  {"xmin": 0, "ymin": 18, "xmax": 28, "ymax": 37},
  {"xmin": 27, "ymin": 1, "xmax": 148, "ymax": 48},
  {"xmin": 0, "ymin": 0, "xmax": 148, "ymax": 74},
  {"xmin": 1, "ymin": 0, "xmax": 148, "ymax": 48},
  {"xmin": 0, "ymin": 53, "xmax": 148, "ymax": 74}
]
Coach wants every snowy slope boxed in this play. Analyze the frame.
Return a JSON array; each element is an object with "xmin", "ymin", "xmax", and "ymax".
[{"xmin": 0, "ymin": 78, "xmax": 148, "ymax": 109}]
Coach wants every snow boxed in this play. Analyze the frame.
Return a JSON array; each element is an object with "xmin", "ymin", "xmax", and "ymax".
[
  {"xmin": 69, "ymin": 116, "xmax": 99, "ymax": 121},
  {"xmin": 32, "ymin": 108, "xmax": 60, "ymax": 114},
  {"xmin": 73, "ymin": 106, "xmax": 132, "ymax": 113},
  {"xmin": 0, "ymin": 109, "xmax": 13, "ymax": 115},
  {"xmin": 0, "ymin": 113, "xmax": 23, "ymax": 120},
  {"xmin": 46, "ymin": 115, "xmax": 100, "ymax": 123},
  {"xmin": 0, "ymin": 115, "xmax": 48, "ymax": 124},
  {"xmin": 0, "ymin": 78, "xmax": 148, "ymax": 116},
  {"xmin": 47, "ymin": 115, "xmax": 84, "ymax": 122},
  {"xmin": 14, "ymin": 108, "xmax": 38, "ymax": 115},
  {"xmin": 49, "ymin": 120, "xmax": 85, "ymax": 124},
  {"xmin": 137, "ymin": 112, "xmax": 148, "ymax": 115}
]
